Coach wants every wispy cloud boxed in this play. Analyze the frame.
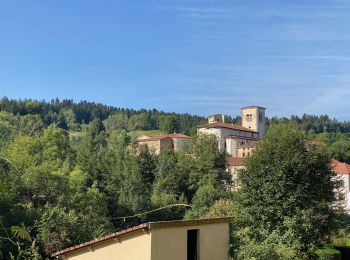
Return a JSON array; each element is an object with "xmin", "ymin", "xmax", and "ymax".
[
  {"xmin": 300, "ymin": 85, "xmax": 350, "ymax": 117},
  {"xmin": 295, "ymin": 55, "xmax": 350, "ymax": 61}
]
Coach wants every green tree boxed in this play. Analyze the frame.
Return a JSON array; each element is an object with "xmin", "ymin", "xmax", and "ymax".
[
  {"xmin": 189, "ymin": 134, "xmax": 230, "ymax": 195},
  {"xmin": 185, "ymin": 177, "xmax": 231, "ymax": 219},
  {"xmin": 127, "ymin": 113, "xmax": 151, "ymax": 131},
  {"xmin": 118, "ymin": 149, "xmax": 151, "ymax": 213},
  {"xmin": 235, "ymin": 125, "xmax": 336, "ymax": 259},
  {"xmin": 159, "ymin": 115, "xmax": 180, "ymax": 134},
  {"xmin": 103, "ymin": 112, "xmax": 129, "ymax": 132}
]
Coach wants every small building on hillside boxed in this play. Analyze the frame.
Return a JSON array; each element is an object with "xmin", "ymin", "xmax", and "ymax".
[
  {"xmin": 227, "ymin": 157, "xmax": 246, "ymax": 190},
  {"xmin": 137, "ymin": 133, "xmax": 192, "ymax": 154},
  {"xmin": 236, "ymin": 140, "xmax": 260, "ymax": 158},
  {"xmin": 137, "ymin": 136, "xmax": 173, "ymax": 154},
  {"xmin": 305, "ymin": 140, "xmax": 324, "ymax": 150},
  {"xmin": 51, "ymin": 217, "xmax": 232, "ymax": 260},
  {"xmin": 332, "ymin": 159, "xmax": 350, "ymax": 213}
]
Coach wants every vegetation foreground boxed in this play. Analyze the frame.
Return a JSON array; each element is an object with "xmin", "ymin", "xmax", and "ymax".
[{"xmin": 1, "ymin": 98, "xmax": 350, "ymax": 259}]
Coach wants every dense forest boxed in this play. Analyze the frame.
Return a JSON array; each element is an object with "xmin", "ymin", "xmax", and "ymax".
[{"xmin": 0, "ymin": 97, "xmax": 350, "ymax": 258}]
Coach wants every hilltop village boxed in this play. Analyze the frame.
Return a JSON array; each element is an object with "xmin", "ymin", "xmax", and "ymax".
[
  {"xmin": 1, "ymin": 99, "xmax": 350, "ymax": 259},
  {"xmin": 136, "ymin": 105, "xmax": 350, "ymax": 214}
]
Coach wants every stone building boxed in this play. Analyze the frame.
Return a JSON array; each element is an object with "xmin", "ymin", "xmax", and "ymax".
[
  {"xmin": 197, "ymin": 106, "xmax": 265, "ymax": 189},
  {"xmin": 137, "ymin": 133, "xmax": 192, "ymax": 154},
  {"xmin": 197, "ymin": 106, "xmax": 265, "ymax": 156},
  {"xmin": 236, "ymin": 140, "xmax": 261, "ymax": 158},
  {"xmin": 51, "ymin": 217, "xmax": 233, "ymax": 260}
]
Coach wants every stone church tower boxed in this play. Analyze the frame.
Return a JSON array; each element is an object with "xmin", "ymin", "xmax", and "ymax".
[{"xmin": 241, "ymin": 106, "xmax": 266, "ymax": 139}]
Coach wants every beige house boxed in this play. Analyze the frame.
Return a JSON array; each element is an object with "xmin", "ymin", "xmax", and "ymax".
[
  {"xmin": 137, "ymin": 136, "xmax": 173, "ymax": 154},
  {"xmin": 227, "ymin": 157, "xmax": 246, "ymax": 190},
  {"xmin": 51, "ymin": 217, "xmax": 232, "ymax": 260},
  {"xmin": 137, "ymin": 133, "xmax": 192, "ymax": 154}
]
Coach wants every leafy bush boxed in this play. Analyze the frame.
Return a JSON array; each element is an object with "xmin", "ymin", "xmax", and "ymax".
[{"xmin": 314, "ymin": 247, "xmax": 341, "ymax": 260}]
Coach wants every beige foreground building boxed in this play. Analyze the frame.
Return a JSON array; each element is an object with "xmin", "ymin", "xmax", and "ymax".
[{"xmin": 52, "ymin": 217, "xmax": 232, "ymax": 260}]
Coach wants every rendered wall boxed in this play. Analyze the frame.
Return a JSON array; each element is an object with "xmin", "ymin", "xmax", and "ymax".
[
  {"xmin": 150, "ymin": 223, "xmax": 230, "ymax": 260},
  {"xmin": 61, "ymin": 230, "xmax": 151, "ymax": 260},
  {"xmin": 241, "ymin": 107, "xmax": 265, "ymax": 139},
  {"xmin": 334, "ymin": 174, "xmax": 350, "ymax": 213},
  {"xmin": 173, "ymin": 138, "xmax": 192, "ymax": 152}
]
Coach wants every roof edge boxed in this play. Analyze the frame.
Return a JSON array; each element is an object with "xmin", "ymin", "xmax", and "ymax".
[
  {"xmin": 149, "ymin": 217, "xmax": 234, "ymax": 229},
  {"xmin": 51, "ymin": 223, "xmax": 149, "ymax": 257},
  {"xmin": 51, "ymin": 217, "xmax": 233, "ymax": 257},
  {"xmin": 240, "ymin": 106, "xmax": 266, "ymax": 110},
  {"xmin": 196, "ymin": 123, "xmax": 258, "ymax": 133}
]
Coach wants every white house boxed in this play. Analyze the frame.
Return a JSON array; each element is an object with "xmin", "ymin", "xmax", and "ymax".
[{"xmin": 332, "ymin": 159, "xmax": 350, "ymax": 213}]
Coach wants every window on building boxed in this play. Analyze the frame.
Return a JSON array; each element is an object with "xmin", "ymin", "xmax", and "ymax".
[
  {"xmin": 187, "ymin": 229, "xmax": 199, "ymax": 260},
  {"xmin": 339, "ymin": 180, "xmax": 345, "ymax": 188},
  {"xmin": 246, "ymin": 114, "xmax": 253, "ymax": 122},
  {"xmin": 259, "ymin": 113, "xmax": 263, "ymax": 122},
  {"xmin": 243, "ymin": 153, "xmax": 245, "ymax": 157}
]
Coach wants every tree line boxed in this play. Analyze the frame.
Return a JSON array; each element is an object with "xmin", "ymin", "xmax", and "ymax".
[
  {"xmin": 0, "ymin": 97, "xmax": 206, "ymax": 135},
  {"xmin": 0, "ymin": 114, "xmax": 231, "ymax": 258},
  {"xmin": 1, "ymin": 98, "xmax": 350, "ymax": 258}
]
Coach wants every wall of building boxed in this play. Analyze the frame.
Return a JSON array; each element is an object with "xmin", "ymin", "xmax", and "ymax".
[
  {"xmin": 159, "ymin": 138, "xmax": 174, "ymax": 150},
  {"xmin": 227, "ymin": 165, "xmax": 245, "ymax": 191},
  {"xmin": 237, "ymin": 147, "xmax": 256, "ymax": 157},
  {"xmin": 139, "ymin": 140, "xmax": 161, "ymax": 154},
  {"xmin": 150, "ymin": 223, "xmax": 230, "ymax": 260},
  {"xmin": 334, "ymin": 174, "xmax": 350, "ymax": 213},
  {"xmin": 173, "ymin": 138, "xmax": 192, "ymax": 152},
  {"xmin": 241, "ymin": 107, "xmax": 265, "ymax": 139},
  {"xmin": 225, "ymin": 138, "xmax": 237, "ymax": 156},
  {"xmin": 198, "ymin": 128, "xmax": 241, "ymax": 151},
  {"xmin": 61, "ymin": 230, "xmax": 151, "ymax": 260}
]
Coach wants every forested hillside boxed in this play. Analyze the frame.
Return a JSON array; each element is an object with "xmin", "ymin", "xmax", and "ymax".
[
  {"xmin": 0, "ymin": 97, "xmax": 206, "ymax": 135},
  {"xmin": 0, "ymin": 97, "xmax": 350, "ymax": 258}
]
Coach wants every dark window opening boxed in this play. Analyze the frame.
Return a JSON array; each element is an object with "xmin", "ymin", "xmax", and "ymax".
[{"xmin": 187, "ymin": 229, "xmax": 199, "ymax": 260}]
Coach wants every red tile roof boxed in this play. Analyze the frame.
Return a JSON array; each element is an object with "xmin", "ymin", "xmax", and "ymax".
[
  {"xmin": 138, "ymin": 136, "xmax": 172, "ymax": 142},
  {"xmin": 332, "ymin": 160, "xmax": 350, "ymax": 175},
  {"xmin": 197, "ymin": 122, "xmax": 257, "ymax": 133},
  {"xmin": 137, "ymin": 133, "xmax": 191, "ymax": 142},
  {"xmin": 51, "ymin": 217, "xmax": 233, "ymax": 257},
  {"xmin": 306, "ymin": 140, "xmax": 324, "ymax": 146},
  {"xmin": 227, "ymin": 157, "xmax": 246, "ymax": 166},
  {"xmin": 225, "ymin": 135, "xmax": 258, "ymax": 140},
  {"xmin": 165, "ymin": 133, "xmax": 192, "ymax": 139}
]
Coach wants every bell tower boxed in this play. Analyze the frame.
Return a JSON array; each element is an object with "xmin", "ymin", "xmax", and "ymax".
[{"xmin": 241, "ymin": 106, "xmax": 266, "ymax": 139}]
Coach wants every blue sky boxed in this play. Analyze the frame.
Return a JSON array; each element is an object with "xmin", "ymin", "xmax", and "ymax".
[{"xmin": 0, "ymin": 0, "xmax": 350, "ymax": 120}]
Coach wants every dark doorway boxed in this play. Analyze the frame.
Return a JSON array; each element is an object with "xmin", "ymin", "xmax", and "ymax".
[{"xmin": 187, "ymin": 229, "xmax": 199, "ymax": 260}]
